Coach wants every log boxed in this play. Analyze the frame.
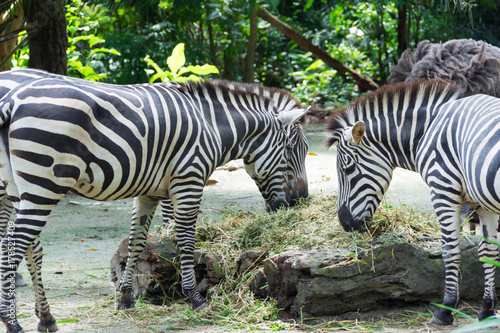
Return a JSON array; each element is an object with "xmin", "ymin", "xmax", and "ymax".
[
  {"xmin": 110, "ymin": 234, "xmax": 223, "ymax": 304},
  {"xmin": 261, "ymin": 235, "xmax": 500, "ymax": 317},
  {"xmin": 110, "ymin": 233, "xmax": 500, "ymax": 317}
]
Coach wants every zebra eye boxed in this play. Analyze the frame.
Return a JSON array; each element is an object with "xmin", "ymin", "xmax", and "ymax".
[
  {"xmin": 345, "ymin": 162, "xmax": 356, "ymax": 173},
  {"xmin": 340, "ymin": 155, "xmax": 356, "ymax": 173}
]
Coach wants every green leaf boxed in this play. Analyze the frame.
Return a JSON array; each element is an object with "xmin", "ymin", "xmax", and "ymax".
[
  {"xmin": 182, "ymin": 64, "xmax": 219, "ymax": 76},
  {"xmin": 480, "ymin": 256, "xmax": 500, "ymax": 268},
  {"xmin": 303, "ymin": 0, "xmax": 315, "ymax": 12},
  {"xmin": 150, "ymin": 72, "xmax": 168, "ymax": 83},
  {"xmin": 144, "ymin": 55, "xmax": 165, "ymax": 78},
  {"xmin": 56, "ymin": 319, "xmax": 79, "ymax": 323},
  {"xmin": 89, "ymin": 47, "xmax": 121, "ymax": 57},
  {"xmin": 452, "ymin": 317, "xmax": 500, "ymax": 332},
  {"xmin": 305, "ymin": 59, "xmax": 324, "ymax": 71},
  {"xmin": 482, "ymin": 236, "xmax": 500, "ymax": 248},
  {"xmin": 167, "ymin": 43, "xmax": 186, "ymax": 76}
]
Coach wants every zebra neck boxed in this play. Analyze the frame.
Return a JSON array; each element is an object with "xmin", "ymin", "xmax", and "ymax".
[
  {"xmin": 364, "ymin": 101, "xmax": 435, "ymax": 172},
  {"xmin": 200, "ymin": 105, "xmax": 273, "ymax": 168}
]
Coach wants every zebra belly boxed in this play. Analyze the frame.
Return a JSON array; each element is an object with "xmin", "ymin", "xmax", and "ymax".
[{"xmin": 465, "ymin": 148, "xmax": 500, "ymax": 213}]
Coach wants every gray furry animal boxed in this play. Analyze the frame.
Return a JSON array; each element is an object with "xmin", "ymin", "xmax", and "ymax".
[
  {"xmin": 388, "ymin": 39, "xmax": 500, "ymax": 228},
  {"xmin": 388, "ymin": 39, "xmax": 500, "ymax": 97}
]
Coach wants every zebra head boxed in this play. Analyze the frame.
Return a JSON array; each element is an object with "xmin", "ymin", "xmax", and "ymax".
[
  {"xmin": 330, "ymin": 121, "xmax": 394, "ymax": 231},
  {"xmin": 244, "ymin": 108, "xmax": 309, "ymax": 212},
  {"xmin": 284, "ymin": 121, "xmax": 309, "ymax": 205}
]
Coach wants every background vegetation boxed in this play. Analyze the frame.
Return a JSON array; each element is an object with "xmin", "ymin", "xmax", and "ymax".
[{"xmin": 1, "ymin": 0, "xmax": 498, "ymax": 108}]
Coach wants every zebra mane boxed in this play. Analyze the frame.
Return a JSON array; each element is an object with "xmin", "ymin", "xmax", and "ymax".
[
  {"xmin": 174, "ymin": 79, "xmax": 304, "ymax": 115},
  {"xmin": 325, "ymin": 79, "xmax": 460, "ymax": 147}
]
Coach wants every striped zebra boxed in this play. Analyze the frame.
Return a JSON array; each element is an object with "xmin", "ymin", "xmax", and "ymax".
[
  {"xmin": 326, "ymin": 79, "xmax": 500, "ymax": 324},
  {"xmin": 0, "ymin": 70, "xmax": 309, "ymax": 333}
]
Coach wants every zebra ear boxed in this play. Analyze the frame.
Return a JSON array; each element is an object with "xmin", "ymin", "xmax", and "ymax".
[
  {"xmin": 277, "ymin": 107, "xmax": 309, "ymax": 127},
  {"xmin": 344, "ymin": 121, "xmax": 365, "ymax": 145}
]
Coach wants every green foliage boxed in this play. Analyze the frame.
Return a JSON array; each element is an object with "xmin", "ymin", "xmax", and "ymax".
[
  {"xmin": 11, "ymin": 37, "xmax": 28, "ymax": 68},
  {"xmin": 66, "ymin": 1, "xmax": 121, "ymax": 81},
  {"xmin": 144, "ymin": 43, "xmax": 218, "ymax": 83},
  {"xmin": 11, "ymin": 0, "xmax": 500, "ymax": 105}
]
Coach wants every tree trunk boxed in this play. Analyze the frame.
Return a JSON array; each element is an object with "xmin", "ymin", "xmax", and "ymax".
[
  {"xmin": 24, "ymin": 0, "xmax": 67, "ymax": 75},
  {"xmin": 0, "ymin": 5, "xmax": 24, "ymax": 71},
  {"xmin": 256, "ymin": 7, "xmax": 378, "ymax": 92},
  {"xmin": 204, "ymin": 3, "xmax": 216, "ymax": 63},
  {"xmin": 397, "ymin": 4, "xmax": 409, "ymax": 56},
  {"xmin": 245, "ymin": 7, "xmax": 257, "ymax": 83}
]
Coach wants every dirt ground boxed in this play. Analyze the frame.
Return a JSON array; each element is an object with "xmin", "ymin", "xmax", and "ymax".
[{"xmin": 9, "ymin": 126, "xmax": 477, "ymax": 332}]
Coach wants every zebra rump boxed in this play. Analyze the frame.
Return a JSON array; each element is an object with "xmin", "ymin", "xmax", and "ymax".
[
  {"xmin": 388, "ymin": 38, "xmax": 500, "ymax": 226},
  {"xmin": 0, "ymin": 70, "xmax": 309, "ymax": 333}
]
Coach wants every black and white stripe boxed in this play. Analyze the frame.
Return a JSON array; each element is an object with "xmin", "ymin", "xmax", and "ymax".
[
  {"xmin": 326, "ymin": 79, "xmax": 500, "ymax": 324},
  {"xmin": 0, "ymin": 69, "xmax": 309, "ymax": 333}
]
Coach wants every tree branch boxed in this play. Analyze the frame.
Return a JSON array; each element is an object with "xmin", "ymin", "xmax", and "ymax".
[{"xmin": 256, "ymin": 7, "xmax": 378, "ymax": 92}]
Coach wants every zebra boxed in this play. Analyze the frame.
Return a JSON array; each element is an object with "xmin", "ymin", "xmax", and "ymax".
[
  {"xmin": 0, "ymin": 69, "xmax": 309, "ymax": 221},
  {"xmin": 0, "ymin": 72, "xmax": 309, "ymax": 333},
  {"xmin": 326, "ymin": 79, "xmax": 500, "ymax": 325}
]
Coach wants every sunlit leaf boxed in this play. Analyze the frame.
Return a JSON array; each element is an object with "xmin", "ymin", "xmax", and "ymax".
[
  {"xmin": 182, "ymin": 64, "xmax": 219, "ymax": 76},
  {"xmin": 89, "ymin": 47, "xmax": 121, "ymax": 57},
  {"xmin": 167, "ymin": 43, "xmax": 186, "ymax": 76}
]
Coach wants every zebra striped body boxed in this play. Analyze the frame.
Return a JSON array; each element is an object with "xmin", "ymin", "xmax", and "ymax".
[
  {"xmin": 0, "ymin": 69, "xmax": 178, "ymax": 225},
  {"xmin": 0, "ymin": 70, "xmax": 309, "ymax": 333},
  {"xmin": 327, "ymin": 80, "xmax": 500, "ymax": 324}
]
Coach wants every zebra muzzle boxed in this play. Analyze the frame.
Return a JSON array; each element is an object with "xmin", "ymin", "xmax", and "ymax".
[
  {"xmin": 266, "ymin": 197, "xmax": 289, "ymax": 213},
  {"xmin": 338, "ymin": 205, "xmax": 370, "ymax": 232}
]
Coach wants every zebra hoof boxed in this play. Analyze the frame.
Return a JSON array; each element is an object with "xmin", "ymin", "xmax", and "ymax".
[
  {"xmin": 4, "ymin": 322, "xmax": 25, "ymax": 333},
  {"xmin": 431, "ymin": 308, "xmax": 454, "ymax": 325},
  {"xmin": 37, "ymin": 321, "xmax": 57, "ymax": 332},
  {"xmin": 188, "ymin": 290, "xmax": 208, "ymax": 310},
  {"xmin": 37, "ymin": 313, "xmax": 57, "ymax": 332},
  {"xmin": 191, "ymin": 299, "xmax": 208, "ymax": 310},
  {"xmin": 117, "ymin": 288, "xmax": 135, "ymax": 310},
  {"xmin": 478, "ymin": 309, "xmax": 496, "ymax": 321},
  {"xmin": 117, "ymin": 299, "xmax": 135, "ymax": 311}
]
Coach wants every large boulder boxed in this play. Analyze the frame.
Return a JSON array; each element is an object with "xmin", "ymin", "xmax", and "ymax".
[{"xmin": 262, "ymin": 235, "xmax": 499, "ymax": 317}]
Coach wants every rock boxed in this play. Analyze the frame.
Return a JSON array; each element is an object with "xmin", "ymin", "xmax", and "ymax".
[
  {"xmin": 110, "ymin": 234, "xmax": 222, "ymax": 303},
  {"xmin": 236, "ymin": 250, "xmax": 268, "ymax": 275},
  {"xmin": 263, "ymin": 235, "xmax": 500, "ymax": 317}
]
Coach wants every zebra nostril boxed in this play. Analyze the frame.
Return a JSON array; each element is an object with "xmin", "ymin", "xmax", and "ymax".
[
  {"xmin": 288, "ymin": 179, "xmax": 308, "ymax": 206},
  {"xmin": 266, "ymin": 198, "xmax": 289, "ymax": 213},
  {"xmin": 338, "ymin": 205, "xmax": 366, "ymax": 232}
]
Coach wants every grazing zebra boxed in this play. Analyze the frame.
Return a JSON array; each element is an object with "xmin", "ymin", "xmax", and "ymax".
[
  {"xmin": 0, "ymin": 71, "xmax": 309, "ymax": 333},
  {"xmin": 0, "ymin": 69, "xmax": 309, "ymax": 220},
  {"xmin": 326, "ymin": 79, "xmax": 500, "ymax": 324}
]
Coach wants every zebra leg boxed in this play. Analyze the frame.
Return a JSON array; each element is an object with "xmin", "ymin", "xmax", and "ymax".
[
  {"xmin": 25, "ymin": 237, "xmax": 57, "ymax": 332},
  {"xmin": 0, "ymin": 180, "xmax": 14, "ymax": 237},
  {"xmin": 0, "ymin": 182, "xmax": 25, "ymax": 287},
  {"xmin": 173, "ymin": 197, "xmax": 207, "ymax": 310},
  {"xmin": 476, "ymin": 209, "xmax": 499, "ymax": 321},
  {"xmin": 160, "ymin": 199, "xmax": 174, "ymax": 225},
  {"xmin": 0, "ymin": 202, "xmax": 59, "ymax": 333},
  {"xmin": 117, "ymin": 196, "xmax": 159, "ymax": 310},
  {"xmin": 431, "ymin": 203, "xmax": 462, "ymax": 325}
]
